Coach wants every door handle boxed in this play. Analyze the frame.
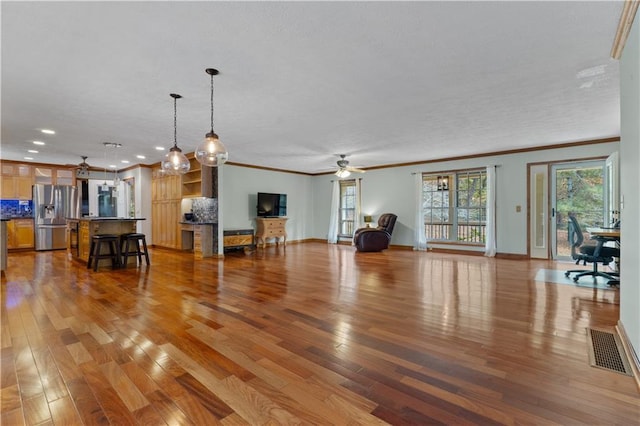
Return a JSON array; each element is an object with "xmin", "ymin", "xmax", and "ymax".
[{"xmin": 551, "ymin": 208, "xmax": 555, "ymax": 217}]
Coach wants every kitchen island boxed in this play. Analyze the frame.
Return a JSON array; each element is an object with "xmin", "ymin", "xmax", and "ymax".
[
  {"xmin": 1, "ymin": 218, "xmax": 9, "ymax": 273},
  {"xmin": 67, "ymin": 217, "xmax": 146, "ymax": 264}
]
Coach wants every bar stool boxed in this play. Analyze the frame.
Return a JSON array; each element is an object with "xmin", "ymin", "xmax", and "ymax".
[
  {"xmin": 120, "ymin": 233, "xmax": 150, "ymax": 267},
  {"xmin": 87, "ymin": 234, "xmax": 120, "ymax": 271}
]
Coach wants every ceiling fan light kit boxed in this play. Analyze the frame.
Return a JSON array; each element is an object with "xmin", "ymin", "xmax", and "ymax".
[
  {"xmin": 195, "ymin": 68, "xmax": 228, "ymax": 167},
  {"xmin": 334, "ymin": 154, "xmax": 365, "ymax": 178},
  {"xmin": 162, "ymin": 93, "xmax": 191, "ymax": 175}
]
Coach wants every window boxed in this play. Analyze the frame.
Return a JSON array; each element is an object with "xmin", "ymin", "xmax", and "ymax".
[
  {"xmin": 339, "ymin": 179, "xmax": 357, "ymax": 237},
  {"xmin": 422, "ymin": 169, "xmax": 487, "ymax": 243}
]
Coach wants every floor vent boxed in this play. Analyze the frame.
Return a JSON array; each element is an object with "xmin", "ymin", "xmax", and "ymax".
[{"xmin": 587, "ymin": 328, "xmax": 633, "ymax": 376}]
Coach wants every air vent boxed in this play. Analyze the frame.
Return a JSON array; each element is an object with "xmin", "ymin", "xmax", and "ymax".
[{"xmin": 586, "ymin": 328, "xmax": 633, "ymax": 376}]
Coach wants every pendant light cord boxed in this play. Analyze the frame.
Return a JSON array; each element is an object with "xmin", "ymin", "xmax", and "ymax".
[
  {"xmin": 210, "ymin": 72, "xmax": 215, "ymax": 133},
  {"xmin": 174, "ymin": 95, "xmax": 178, "ymax": 149}
]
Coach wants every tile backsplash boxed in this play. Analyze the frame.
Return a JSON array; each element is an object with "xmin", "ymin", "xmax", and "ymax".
[
  {"xmin": 191, "ymin": 197, "xmax": 218, "ymax": 223},
  {"xmin": 0, "ymin": 199, "xmax": 34, "ymax": 217}
]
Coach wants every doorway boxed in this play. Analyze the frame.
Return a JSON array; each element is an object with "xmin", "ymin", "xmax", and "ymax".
[{"xmin": 551, "ymin": 161, "xmax": 605, "ymax": 260}]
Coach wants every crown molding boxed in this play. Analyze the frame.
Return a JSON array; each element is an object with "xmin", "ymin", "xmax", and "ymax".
[{"xmin": 611, "ymin": 0, "xmax": 639, "ymax": 59}]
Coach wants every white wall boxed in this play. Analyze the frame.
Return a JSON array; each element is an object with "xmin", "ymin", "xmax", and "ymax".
[
  {"xmin": 619, "ymin": 20, "xmax": 640, "ymax": 359},
  {"xmin": 311, "ymin": 142, "xmax": 619, "ymax": 254},
  {"xmin": 221, "ymin": 165, "xmax": 314, "ymax": 242},
  {"xmin": 120, "ymin": 166, "xmax": 153, "ymax": 240}
]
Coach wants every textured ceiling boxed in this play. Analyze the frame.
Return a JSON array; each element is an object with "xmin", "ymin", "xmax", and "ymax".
[{"xmin": 1, "ymin": 1, "xmax": 623, "ymax": 174}]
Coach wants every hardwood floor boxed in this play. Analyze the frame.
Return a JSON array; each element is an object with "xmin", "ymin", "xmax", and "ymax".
[{"xmin": 1, "ymin": 243, "xmax": 638, "ymax": 425}]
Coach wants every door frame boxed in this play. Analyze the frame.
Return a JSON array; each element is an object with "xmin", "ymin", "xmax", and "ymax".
[{"xmin": 527, "ymin": 156, "xmax": 609, "ymax": 260}]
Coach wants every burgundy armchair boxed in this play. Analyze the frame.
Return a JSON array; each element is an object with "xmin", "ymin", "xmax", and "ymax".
[{"xmin": 353, "ymin": 213, "xmax": 397, "ymax": 252}]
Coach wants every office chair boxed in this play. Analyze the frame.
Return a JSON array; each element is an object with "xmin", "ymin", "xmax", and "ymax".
[{"xmin": 564, "ymin": 215, "xmax": 619, "ymax": 283}]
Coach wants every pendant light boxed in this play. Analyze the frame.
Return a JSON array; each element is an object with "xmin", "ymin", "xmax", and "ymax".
[
  {"xmin": 162, "ymin": 93, "xmax": 190, "ymax": 175},
  {"xmin": 195, "ymin": 68, "xmax": 228, "ymax": 167}
]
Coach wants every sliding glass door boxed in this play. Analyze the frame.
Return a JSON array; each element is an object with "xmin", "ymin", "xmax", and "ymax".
[{"xmin": 551, "ymin": 160, "xmax": 605, "ymax": 260}]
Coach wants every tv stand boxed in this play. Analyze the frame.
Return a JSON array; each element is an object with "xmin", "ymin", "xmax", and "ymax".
[{"xmin": 255, "ymin": 217, "xmax": 287, "ymax": 249}]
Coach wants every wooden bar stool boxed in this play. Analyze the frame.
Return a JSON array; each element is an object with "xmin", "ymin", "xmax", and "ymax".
[
  {"xmin": 120, "ymin": 233, "xmax": 150, "ymax": 267},
  {"xmin": 87, "ymin": 234, "xmax": 120, "ymax": 271}
]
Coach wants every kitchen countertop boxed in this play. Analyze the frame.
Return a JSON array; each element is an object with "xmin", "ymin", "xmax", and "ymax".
[
  {"xmin": 67, "ymin": 217, "xmax": 146, "ymax": 221},
  {"xmin": 180, "ymin": 221, "xmax": 218, "ymax": 225}
]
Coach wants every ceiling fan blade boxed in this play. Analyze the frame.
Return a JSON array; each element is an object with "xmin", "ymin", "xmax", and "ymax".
[{"xmin": 346, "ymin": 166, "xmax": 365, "ymax": 173}]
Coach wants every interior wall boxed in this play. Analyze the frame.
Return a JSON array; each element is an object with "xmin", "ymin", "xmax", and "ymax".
[
  {"xmin": 310, "ymin": 142, "xmax": 619, "ymax": 254},
  {"xmin": 619, "ymin": 19, "xmax": 640, "ymax": 358},
  {"xmin": 120, "ymin": 166, "xmax": 152, "ymax": 239},
  {"xmin": 221, "ymin": 165, "xmax": 314, "ymax": 243}
]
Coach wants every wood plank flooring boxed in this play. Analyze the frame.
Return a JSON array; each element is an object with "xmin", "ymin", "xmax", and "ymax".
[{"xmin": 1, "ymin": 243, "xmax": 638, "ymax": 424}]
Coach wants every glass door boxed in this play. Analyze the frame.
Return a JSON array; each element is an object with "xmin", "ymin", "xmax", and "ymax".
[{"xmin": 551, "ymin": 160, "xmax": 605, "ymax": 260}]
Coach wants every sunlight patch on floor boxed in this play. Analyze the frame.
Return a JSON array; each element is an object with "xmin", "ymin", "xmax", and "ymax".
[{"xmin": 534, "ymin": 269, "xmax": 617, "ymax": 290}]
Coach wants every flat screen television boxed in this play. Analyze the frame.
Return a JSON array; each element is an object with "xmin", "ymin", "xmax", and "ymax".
[{"xmin": 257, "ymin": 192, "xmax": 287, "ymax": 217}]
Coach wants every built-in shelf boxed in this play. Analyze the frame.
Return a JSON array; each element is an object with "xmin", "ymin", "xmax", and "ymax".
[{"xmin": 181, "ymin": 155, "xmax": 202, "ymax": 197}]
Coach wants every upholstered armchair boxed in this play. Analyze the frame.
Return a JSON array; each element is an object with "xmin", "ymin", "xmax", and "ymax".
[{"xmin": 353, "ymin": 213, "xmax": 397, "ymax": 252}]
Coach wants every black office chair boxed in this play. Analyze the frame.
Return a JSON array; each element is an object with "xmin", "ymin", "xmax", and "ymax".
[{"xmin": 564, "ymin": 215, "xmax": 619, "ymax": 283}]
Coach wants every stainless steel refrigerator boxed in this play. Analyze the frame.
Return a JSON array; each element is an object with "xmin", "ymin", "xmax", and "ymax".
[{"xmin": 33, "ymin": 184, "xmax": 78, "ymax": 251}]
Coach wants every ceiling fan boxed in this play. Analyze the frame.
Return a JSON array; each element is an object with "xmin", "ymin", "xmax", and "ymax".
[
  {"xmin": 72, "ymin": 156, "xmax": 91, "ymax": 177},
  {"xmin": 334, "ymin": 154, "xmax": 365, "ymax": 178}
]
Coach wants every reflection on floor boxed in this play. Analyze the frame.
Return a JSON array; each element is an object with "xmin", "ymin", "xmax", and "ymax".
[{"xmin": 534, "ymin": 268, "xmax": 618, "ymax": 290}]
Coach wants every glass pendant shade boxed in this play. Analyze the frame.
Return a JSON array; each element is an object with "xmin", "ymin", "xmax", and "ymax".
[
  {"xmin": 335, "ymin": 169, "xmax": 351, "ymax": 178},
  {"xmin": 162, "ymin": 146, "xmax": 190, "ymax": 175},
  {"xmin": 195, "ymin": 131, "xmax": 228, "ymax": 167}
]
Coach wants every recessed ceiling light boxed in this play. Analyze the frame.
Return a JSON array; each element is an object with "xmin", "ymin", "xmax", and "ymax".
[
  {"xmin": 32, "ymin": 141, "xmax": 45, "ymax": 145},
  {"xmin": 28, "ymin": 149, "xmax": 38, "ymax": 153},
  {"xmin": 24, "ymin": 156, "xmax": 34, "ymax": 160},
  {"xmin": 136, "ymin": 155, "xmax": 146, "ymax": 159},
  {"xmin": 155, "ymin": 146, "xmax": 165, "ymax": 151},
  {"xmin": 121, "ymin": 160, "xmax": 130, "ymax": 164},
  {"xmin": 109, "ymin": 164, "xmax": 117, "ymax": 168},
  {"xmin": 40, "ymin": 129, "xmax": 55, "ymax": 135}
]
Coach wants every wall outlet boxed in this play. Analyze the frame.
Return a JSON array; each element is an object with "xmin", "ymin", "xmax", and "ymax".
[{"xmin": 516, "ymin": 205, "xmax": 522, "ymax": 213}]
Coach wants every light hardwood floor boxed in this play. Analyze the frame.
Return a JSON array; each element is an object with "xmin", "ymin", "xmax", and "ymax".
[{"xmin": 1, "ymin": 243, "xmax": 638, "ymax": 424}]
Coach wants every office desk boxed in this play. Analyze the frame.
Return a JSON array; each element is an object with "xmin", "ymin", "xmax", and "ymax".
[{"xmin": 586, "ymin": 227, "xmax": 620, "ymax": 285}]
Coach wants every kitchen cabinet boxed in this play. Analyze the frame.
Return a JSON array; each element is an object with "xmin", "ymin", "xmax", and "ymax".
[
  {"xmin": 1, "ymin": 163, "xmax": 33, "ymax": 199},
  {"xmin": 6, "ymin": 218, "xmax": 34, "ymax": 249},
  {"xmin": 34, "ymin": 166, "xmax": 75, "ymax": 185},
  {"xmin": 151, "ymin": 167, "xmax": 183, "ymax": 249},
  {"xmin": 152, "ymin": 199, "xmax": 181, "ymax": 249}
]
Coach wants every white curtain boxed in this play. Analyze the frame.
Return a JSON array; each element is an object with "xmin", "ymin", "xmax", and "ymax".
[
  {"xmin": 351, "ymin": 179, "xmax": 362, "ymax": 245},
  {"xmin": 354, "ymin": 178, "xmax": 362, "ymax": 230},
  {"xmin": 327, "ymin": 180, "xmax": 340, "ymax": 243},
  {"xmin": 413, "ymin": 173, "xmax": 427, "ymax": 251},
  {"xmin": 484, "ymin": 166, "xmax": 497, "ymax": 257}
]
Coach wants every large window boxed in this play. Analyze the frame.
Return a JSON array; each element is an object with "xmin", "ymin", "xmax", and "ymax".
[
  {"xmin": 422, "ymin": 169, "xmax": 487, "ymax": 243},
  {"xmin": 339, "ymin": 179, "xmax": 357, "ymax": 237}
]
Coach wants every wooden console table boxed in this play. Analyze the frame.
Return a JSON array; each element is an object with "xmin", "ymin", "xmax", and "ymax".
[{"xmin": 255, "ymin": 217, "xmax": 287, "ymax": 249}]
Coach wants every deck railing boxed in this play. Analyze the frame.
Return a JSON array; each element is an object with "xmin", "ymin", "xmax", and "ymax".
[{"xmin": 425, "ymin": 223, "xmax": 486, "ymax": 243}]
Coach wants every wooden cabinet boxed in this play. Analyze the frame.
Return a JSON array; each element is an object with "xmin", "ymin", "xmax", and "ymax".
[
  {"xmin": 79, "ymin": 221, "xmax": 91, "ymax": 260},
  {"xmin": 255, "ymin": 218, "xmax": 287, "ymax": 248},
  {"xmin": 1, "ymin": 163, "xmax": 33, "ymax": 199},
  {"xmin": 33, "ymin": 166, "xmax": 74, "ymax": 185},
  {"xmin": 72, "ymin": 219, "xmax": 138, "ymax": 263},
  {"xmin": 151, "ymin": 167, "xmax": 182, "ymax": 249},
  {"xmin": 6, "ymin": 218, "xmax": 34, "ymax": 249},
  {"xmin": 56, "ymin": 169, "xmax": 74, "ymax": 185},
  {"xmin": 224, "ymin": 229, "xmax": 254, "ymax": 252}
]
